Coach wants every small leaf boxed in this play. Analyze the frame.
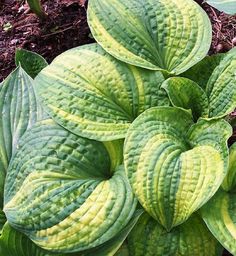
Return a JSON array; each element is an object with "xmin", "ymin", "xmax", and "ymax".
[
  {"xmin": 27, "ymin": 0, "xmax": 46, "ymax": 18},
  {"xmin": 222, "ymin": 143, "xmax": 236, "ymax": 192},
  {"xmin": 124, "ymin": 106, "xmax": 231, "ymax": 229},
  {"xmin": 127, "ymin": 212, "xmax": 223, "ymax": 256},
  {"xmin": 201, "ymin": 190, "xmax": 236, "ymax": 256},
  {"xmin": 35, "ymin": 43, "xmax": 169, "ymax": 141},
  {"xmin": 88, "ymin": 0, "xmax": 212, "ymax": 74},
  {"xmin": 181, "ymin": 53, "xmax": 225, "ymax": 90},
  {"xmin": 4, "ymin": 119, "xmax": 137, "ymax": 253},
  {"xmin": 15, "ymin": 49, "xmax": 48, "ymax": 79},
  {"xmin": 206, "ymin": 0, "xmax": 236, "ymax": 15},
  {"xmin": 162, "ymin": 77, "xmax": 209, "ymax": 121}
]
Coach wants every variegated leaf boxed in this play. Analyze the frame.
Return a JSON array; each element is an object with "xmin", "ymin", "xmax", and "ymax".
[
  {"xmin": 35, "ymin": 43, "xmax": 169, "ymax": 141},
  {"xmin": 124, "ymin": 106, "xmax": 231, "ymax": 229},
  {"xmin": 127, "ymin": 212, "xmax": 223, "ymax": 256},
  {"xmin": 88, "ymin": 0, "xmax": 212, "ymax": 74},
  {"xmin": 4, "ymin": 119, "xmax": 137, "ymax": 253}
]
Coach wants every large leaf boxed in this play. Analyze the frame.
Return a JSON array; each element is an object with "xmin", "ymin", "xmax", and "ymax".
[
  {"xmin": 206, "ymin": 48, "xmax": 236, "ymax": 118},
  {"xmin": 162, "ymin": 77, "xmax": 209, "ymax": 121},
  {"xmin": 201, "ymin": 190, "xmax": 236, "ymax": 255},
  {"xmin": 127, "ymin": 212, "xmax": 223, "ymax": 256},
  {"xmin": 15, "ymin": 49, "xmax": 48, "ymax": 79},
  {"xmin": 124, "ymin": 106, "xmax": 231, "ymax": 230},
  {"xmin": 206, "ymin": 0, "xmax": 236, "ymax": 15},
  {"xmin": 81, "ymin": 210, "xmax": 143, "ymax": 256},
  {"xmin": 0, "ymin": 222, "xmax": 60, "ymax": 256},
  {"xmin": 4, "ymin": 119, "xmax": 137, "ymax": 253},
  {"xmin": 88, "ymin": 0, "xmax": 212, "ymax": 74},
  {"xmin": 35, "ymin": 43, "xmax": 169, "ymax": 141},
  {"xmin": 0, "ymin": 67, "xmax": 43, "ymax": 209},
  {"xmin": 222, "ymin": 143, "xmax": 236, "ymax": 191}
]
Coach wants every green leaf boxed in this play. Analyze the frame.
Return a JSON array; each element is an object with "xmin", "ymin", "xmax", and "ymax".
[
  {"xmin": 124, "ymin": 106, "xmax": 231, "ymax": 230},
  {"xmin": 181, "ymin": 53, "xmax": 225, "ymax": 90},
  {"xmin": 27, "ymin": 0, "xmax": 46, "ymax": 18},
  {"xmin": 201, "ymin": 190, "xmax": 236, "ymax": 255},
  {"xmin": 35, "ymin": 43, "xmax": 169, "ymax": 141},
  {"xmin": 206, "ymin": 48, "xmax": 236, "ymax": 118},
  {"xmin": 4, "ymin": 119, "xmax": 137, "ymax": 253},
  {"xmin": 0, "ymin": 67, "xmax": 44, "ymax": 209},
  {"xmin": 128, "ymin": 212, "xmax": 223, "ymax": 256},
  {"xmin": 206, "ymin": 0, "xmax": 236, "ymax": 15},
  {"xmin": 15, "ymin": 49, "xmax": 48, "ymax": 79},
  {"xmin": 88, "ymin": 0, "xmax": 212, "ymax": 74},
  {"xmin": 222, "ymin": 143, "xmax": 236, "ymax": 192},
  {"xmin": 81, "ymin": 210, "xmax": 143, "ymax": 256},
  {"xmin": 162, "ymin": 77, "xmax": 209, "ymax": 121},
  {"xmin": 0, "ymin": 222, "xmax": 60, "ymax": 256}
]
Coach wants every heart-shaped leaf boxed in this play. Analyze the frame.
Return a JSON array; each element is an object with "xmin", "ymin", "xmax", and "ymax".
[
  {"xmin": 4, "ymin": 119, "xmax": 137, "ymax": 253},
  {"xmin": 162, "ymin": 77, "xmax": 209, "ymax": 121},
  {"xmin": 127, "ymin": 212, "xmax": 223, "ymax": 256},
  {"xmin": 124, "ymin": 106, "xmax": 231, "ymax": 230},
  {"xmin": 201, "ymin": 190, "xmax": 236, "ymax": 256},
  {"xmin": 35, "ymin": 43, "xmax": 169, "ymax": 141},
  {"xmin": 15, "ymin": 49, "xmax": 48, "ymax": 79},
  {"xmin": 0, "ymin": 67, "xmax": 44, "ymax": 209},
  {"xmin": 206, "ymin": 0, "xmax": 236, "ymax": 15},
  {"xmin": 88, "ymin": 0, "xmax": 212, "ymax": 74}
]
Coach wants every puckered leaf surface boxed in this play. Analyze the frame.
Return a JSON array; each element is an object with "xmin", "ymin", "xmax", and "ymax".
[
  {"xmin": 127, "ymin": 212, "xmax": 223, "ymax": 256},
  {"xmin": 0, "ymin": 67, "xmax": 43, "ymax": 211},
  {"xmin": 124, "ymin": 106, "xmax": 231, "ymax": 230},
  {"xmin": 201, "ymin": 190, "xmax": 236, "ymax": 256},
  {"xmin": 88, "ymin": 0, "xmax": 212, "ymax": 74},
  {"xmin": 206, "ymin": 48, "xmax": 236, "ymax": 118},
  {"xmin": 4, "ymin": 119, "xmax": 137, "ymax": 253},
  {"xmin": 35, "ymin": 43, "xmax": 169, "ymax": 141},
  {"xmin": 202, "ymin": 142, "xmax": 236, "ymax": 255},
  {"xmin": 162, "ymin": 77, "xmax": 209, "ymax": 121}
]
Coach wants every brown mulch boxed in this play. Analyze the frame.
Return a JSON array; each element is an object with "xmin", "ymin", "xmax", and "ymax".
[
  {"xmin": 1, "ymin": 0, "xmax": 236, "ymax": 82},
  {"xmin": 0, "ymin": 0, "xmax": 94, "ymax": 82}
]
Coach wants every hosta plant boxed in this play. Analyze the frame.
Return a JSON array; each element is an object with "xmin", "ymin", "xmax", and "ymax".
[
  {"xmin": 205, "ymin": 0, "xmax": 236, "ymax": 15},
  {"xmin": 1, "ymin": 0, "xmax": 236, "ymax": 255}
]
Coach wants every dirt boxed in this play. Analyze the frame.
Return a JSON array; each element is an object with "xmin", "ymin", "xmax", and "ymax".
[
  {"xmin": 0, "ymin": 1, "xmax": 236, "ymax": 255},
  {"xmin": 0, "ymin": 0, "xmax": 94, "ymax": 82}
]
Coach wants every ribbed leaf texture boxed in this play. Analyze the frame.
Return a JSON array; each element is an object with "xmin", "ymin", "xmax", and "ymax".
[
  {"xmin": 4, "ymin": 119, "xmax": 137, "ymax": 253},
  {"xmin": 88, "ymin": 0, "xmax": 212, "ymax": 74},
  {"xmin": 0, "ymin": 67, "xmax": 44, "ymax": 209},
  {"xmin": 124, "ymin": 106, "xmax": 231, "ymax": 230},
  {"xmin": 127, "ymin": 212, "xmax": 223, "ymax": 256},
  {"xmin": 35, "ymin": 43, "xmax": 169, "ymax": 141},
  {"xmin": 201, "ymin": 143, "xmax": 236, "ymax": 255}
]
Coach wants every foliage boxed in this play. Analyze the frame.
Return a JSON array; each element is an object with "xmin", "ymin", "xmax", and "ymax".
[
  {"xmin": 205, "ymin": 0, "xmax": 236, "ymax": 15},
  {"xmin": 1, "ymin": 0, "xmax": 236, "ymax": 255},
  {"xmin": 27, "ymin": 0, "xmax": 46, "ymax": 19}
]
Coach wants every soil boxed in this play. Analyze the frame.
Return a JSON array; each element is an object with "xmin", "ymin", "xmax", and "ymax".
[
  {"xmin": 0, "ymin": 1, "xmax": 236, "ymax": 256},
  {"xmin": 0, "ymin": 0, "xmax": 94, "ymax": 82}
]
